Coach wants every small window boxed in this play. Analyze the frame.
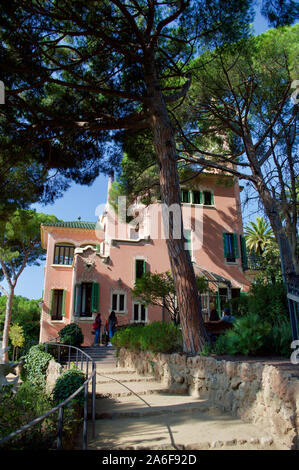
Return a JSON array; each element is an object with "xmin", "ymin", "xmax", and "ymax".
[
  {"xmin": 133, "ymin": 303, "xmax": 147, "ymax": 323},
  {"xmin": 192, "ymin": 190, "xmax": 201, "ymax": 205},
  {"xmin": 111, "ymin": 292, "xmax": 126, "ymax": 313},
  {"xmin": 135, "ymin": 259, "xmax": 146, "ymax": 280},
  {"xmin": 223, "ymin": 233, "xmax": 239, "ymax": 262},
  {"xmin": 181, "ymin": 189, "xmax": 190, "ymax": 203},
  {"xmin": 54, "ymin": 243, "xmax": 74, "ymax": 265},
  {"xmin": 203, "ymin": 191, "xmax": 213, "ymax": 205},
  {"xmin": 50, "ymin": 289, "xmax": 66, "ymax": 320}
]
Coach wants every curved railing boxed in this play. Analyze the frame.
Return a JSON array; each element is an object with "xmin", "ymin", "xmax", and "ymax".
[{"xmin": 0, "ymin": 343, "xmax": 96, "ymax": 450}]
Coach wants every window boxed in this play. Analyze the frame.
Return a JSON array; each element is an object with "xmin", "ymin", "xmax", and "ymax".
[
  {"xmin": 135, "ymin": 259, "xmax": 146, "ymax": 281},
  {"xmin": 50, "ymin": 289, "xmax": 66, "ymax": 320},
  {"xmin": 180, "ymin": 189, "xmax": 190, "ymax": 203},
  {"xmin": 223, "ymin": 233, "xmax": 239, "ymax": 262},
  {"xmin": 53, "ymin": 243, "xmax": 74, "ymax": 265},
  {"xmin": 73, "ymin": 282, "xmax": 100, "ymax": 317},
  {"xmin": 203, "ymin": 191, "xmax": 214, "ymax": 205},
  {"xmin": 133, "ymin": 302, "xmax": 147, "ymax": 323},
  {"xmin": 81, "ymin": 282, "xmax": 93, "ymax": 317},
  {"xmin": 112, "ymin": 292, "xmax": 126, "ymax": 313},
  {"xmin": 192, "ymin": 190, "xmax": 201, "ymax": 205}
]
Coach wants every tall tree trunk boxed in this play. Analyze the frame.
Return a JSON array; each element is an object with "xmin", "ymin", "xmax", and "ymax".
[
  {"xmin": 145, "ymin": 62, "xmax": 209, "ymax": 354},
  {"xmin": 2, "ymin": 286, "xmax": 14, "ymax": 362}
]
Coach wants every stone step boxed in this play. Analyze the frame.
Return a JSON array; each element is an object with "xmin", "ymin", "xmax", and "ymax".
[
  {"xmin": 86, "ymin": 402, "xmax": 283, "ymax": 450},
  {"xmin": 95, "ymin": 374, "xmax": 156, "ymax": 384},
  {"xmin": 95, "ymin": 380, "xmax": 168, "ymax": 398}
]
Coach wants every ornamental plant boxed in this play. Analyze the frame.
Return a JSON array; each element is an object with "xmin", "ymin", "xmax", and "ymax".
[
  {"xmin": 58, "ymin": 323, "xmax": 83, "ymax": 347},
  {"xmin": 23, "ymin": 344, "xmax": 54, "ymax": 388},
  {"xmin": 52, "ymin": 367, "xmax": 86, "ymax": 406}
]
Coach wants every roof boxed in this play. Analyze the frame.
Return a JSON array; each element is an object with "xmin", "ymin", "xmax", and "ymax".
[
  {"xmin": 193, "ymin": 263, "xmax": 231, "ymax": 286},
  {"xmin": 41, "ymin": 221, "xmax": 97, "ymax": 230}
]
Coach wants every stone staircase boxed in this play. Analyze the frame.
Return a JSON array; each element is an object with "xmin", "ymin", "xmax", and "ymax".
[{"xmin": 76, "ymin": 347, "xmax": 287, "ymax": 451}]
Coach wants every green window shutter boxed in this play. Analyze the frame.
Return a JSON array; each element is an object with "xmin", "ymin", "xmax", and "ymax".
[
  {"xmin": 91, "ymin": 282, "xmax": 100, "ymax": 313},
  {"xmin": 210, "ymin": 192, "xmax": 214, "ymax": 205},
  {"xmin": 240, "ymin": 235, "xmax": 248, "ymax": 270},
  {"xmin": 62, "ymin": 290, "xmax": 67, "ymax": 317},
  {"xmin": 233, "ymin": 233, "xmax": 239, "ymax": 258},
  {"xmin": 49, "ymin": 289, "xmax": 54, "ymax": 317},
  {"xmin": 222, "ymin": 233, "xmax": 227, "ymax": 258}
]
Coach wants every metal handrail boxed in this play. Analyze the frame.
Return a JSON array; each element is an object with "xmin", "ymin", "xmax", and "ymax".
[{"xmin": 0, "ymin": 343, "xmax": 96, "ymax": 450}]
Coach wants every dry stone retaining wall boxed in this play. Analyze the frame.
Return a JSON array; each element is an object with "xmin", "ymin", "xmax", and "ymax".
[{"xmin": 117, "ymin": 349, "xmax": 299, "ymax": 449}]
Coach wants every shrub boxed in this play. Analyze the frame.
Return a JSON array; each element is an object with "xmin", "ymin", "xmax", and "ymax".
[
  {"xmin": 263, "ymin": 318, "xmax": 293, "ymax": 357},
  {"xmin": 208, "ymin": 314, "xmax": 271, "ymax": 356},
  {"xmin": 58, "ymin": 323, "xmax": 83, "ymax": 347},
  {"xmin": 112, "ymin": 321, "xmax": 182, "ymax": 354},
  {"xmin": 248, "ymin": 281, "xmax": 288, "ymax": 324},
  {"xmin": 230, "ymin": 295, "xmax": 249, "ymax": 317},
  {"xmin": 23, "ymin": 344, "xmax": 54, "ymax": 388},
  {"xmin": 139, "ymin": 321, "xmax": 182, "ymax": 353},
  {"xmin": 52, "ymin": 367, "xmax": 86, "ymax": 405},
  {"xmin": 0, "ymin": 381, "xmax": 57, "ymax": 450}
]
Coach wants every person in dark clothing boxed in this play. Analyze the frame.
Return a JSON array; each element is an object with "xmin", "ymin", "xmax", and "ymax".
[
  {"xmin": 92, "ymin": 313, "xmax": 102, "ymax": 346},
  {"xmin": 108, "ymin": 311, "xmax": 118, "ymax": 346},
  {"xmin": 209, "ymin": 308, "xmax": 220, "ymax": 322}
]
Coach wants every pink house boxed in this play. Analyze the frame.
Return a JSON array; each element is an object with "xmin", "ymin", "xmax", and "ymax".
[{"xmin": 39, "ymin": 172, "xmax": 251, "ymax": 346}]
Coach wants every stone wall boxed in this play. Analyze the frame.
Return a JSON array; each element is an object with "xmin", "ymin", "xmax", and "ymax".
[
  {"xmin": 45, "ymin": 359, "xmax": 63, "ymax": 394},
  {"xmin": 117, "ymin": 349, "xmax": 299, "ymax": 449}
]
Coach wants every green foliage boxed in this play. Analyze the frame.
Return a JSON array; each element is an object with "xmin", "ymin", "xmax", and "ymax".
[
  {"xmin": 23, "ymin": 344, "xmax": 54, "ymax": 388},
  {"xmin": 58, "ymin": 323, "xmax": 83, "ymax": 347},
  {"xmin": 244, "ymin": 217, "xmax": 275, "ymax": 255},
  {"xmin": 0, "ymin": 295, "xmax": 41, "ymax": 347},
  {"xmin": 112, "ymin": 322, "xmax": 182, "ymax": 354},
  {"xmin": 52, "ymin": 367, "xmax": 86, "ymax": 406},
  {"xmin": 0, "ymin": 381, "xmax": 57, "ymax": 450},
  {"xmin": 248, "ymin": 280, "xmax": 288, "ymax": 324},
  {"xmin": 112, "ymin": 325, "xmax": 145, "ymax": 351},
  {"xmin": 230, "ymin": 295, "xmax": 249, "ymax": 317},
  {"xmin": 219, "ymin": 314, "xmax": 271, "ymax": 356},
  {"xmin": 139, "ymin": 322, "xmax": 182, "ymax": 354},
  {"xmin": 263, "ymin": 319, "xmax": 293, "ymax": 358},
  {"xmin": 9, "ymin": 323, "xmax": 25, "ymax": 349}
]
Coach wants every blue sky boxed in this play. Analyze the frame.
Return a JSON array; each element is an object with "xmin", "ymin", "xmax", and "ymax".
[{"xmin": 10, "ymin": 8, "xmax": 269, "ymax": 300}]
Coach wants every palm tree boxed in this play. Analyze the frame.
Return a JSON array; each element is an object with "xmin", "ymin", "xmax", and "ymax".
[{"xmin": 244, "ymin": 217, "xmax": 275, "ymax": 255}]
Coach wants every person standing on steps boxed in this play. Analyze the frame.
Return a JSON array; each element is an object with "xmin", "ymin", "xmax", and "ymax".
[
  {"xmin": 92, "ymin": 313, "xmax": 102, "ymax": 346},
  {"xmin": 108, "ymin": 311, "xmax": 117, "ymax": 346}
]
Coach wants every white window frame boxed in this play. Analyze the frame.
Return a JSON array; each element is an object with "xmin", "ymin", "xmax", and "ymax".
[
  {"xmin": 132, "ymin": 301, "xmax": 148, "ymax": 323},
  {"xmin": 111, "ymin": 290, "xmax": 127, "ymax": 315}
]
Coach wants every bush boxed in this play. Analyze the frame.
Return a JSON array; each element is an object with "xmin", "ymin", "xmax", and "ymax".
[
  {"xmin": 139, "ymin": 321, "xmax": 182, "ymax": 353},
  {"xmin": 0, "ymin": 381, "xmax": 57, "ymax": 450},
  {"xmin": 52, "ymin": 367, "xmax": 86, "ymax": 405},
  {"xmin": 208, "ymin": 314, "xmax": 271, "ymax": 356},
  {"xmin": 23, "ymin": 344, "xmax": 54, "ymax": 388},
  {"xmin": 248, "ymin": 281, "xmax": 288, "ymax": 324},
  {"xmin": 112, "ymin": 321, "xmax": 182, "ymax": 354},
  {"xmin": 263, "ymin": 318, "xmax": 293, "ymax": 357},
  {"xmin": 58, "ymin": 323, "xmax": 83, "ymax": 347},
  {"xmin": 112, "ymin": 324, "xmax": 145, "ymax": 351},
  {"xmin": 230, "ymin": 295, "xmax": 249, "ymax": 317}
]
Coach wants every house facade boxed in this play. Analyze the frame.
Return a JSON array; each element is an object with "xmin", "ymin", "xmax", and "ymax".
[{"xmin": 39, "ymin": 172, "xmax": 251, "ymax": 346}]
